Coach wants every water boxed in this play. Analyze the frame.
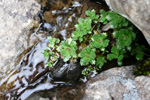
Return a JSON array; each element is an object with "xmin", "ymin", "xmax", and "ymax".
[
  {"xmin": 0, "ymin": 0, "xmax": 108, "ymax": 99},
  {"xmin": 0, "ymin": 39, "xmax": 53, "ymax": 99}
]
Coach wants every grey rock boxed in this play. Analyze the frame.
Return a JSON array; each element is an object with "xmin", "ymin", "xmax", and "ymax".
[
  {"xmin": 105, "ymin": 0, "xmax": 150, "ymax": 45},
  {"xmin": 82, "ymin": 66, "xmax": 138, "ymax": 100},
  {"xmin": 81, "ymin": 65, "xmax": 150, "ymax": 100},
  {"xmin": 0, "ymin": 0, "xmax": 40, "ymax": 80},
  {"xmin": 134, "ymin": 76, "xmax": 150, "ymax": 100}
]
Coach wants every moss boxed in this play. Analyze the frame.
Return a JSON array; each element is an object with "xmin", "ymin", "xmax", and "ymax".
[{"xmin": 133, "ymin": 58, "xmax": 150, "ymax": 76}]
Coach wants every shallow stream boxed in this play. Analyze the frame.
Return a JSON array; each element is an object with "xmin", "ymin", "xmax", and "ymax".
[{"xmin": 0, "ymin": 0, "xmax": 108, "ymax": 99}]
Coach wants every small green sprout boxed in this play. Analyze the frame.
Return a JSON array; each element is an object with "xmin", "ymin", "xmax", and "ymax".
[
  {"xmin": 85, "ymin": 9, "xmax": 99, "ymax": 23},
  {"xmin": 96, "ymin": 56, "xmax": 107, "ymax": 69},
  {"xmin": 82, "ymin": 65, "xmax": 94, "ymax": 76},
  {"xmin": 99, "ymin": 9, "xmax": 108, "ymax": 24},
  {"xmin": 100, "ymin": 10, "xmax": 129, "ymax": 29},
  {"xmin": 48, "ymin": 36, "xmax": 60, "ymax": 48},
  {"xmin": 42, "ymin": 49, "xmax": 59, "ymax": 67},
  {"xmin": 42, "ymin": 49, "xmax": 51, "ymax": 60},
  {"xmin": 107, "ymin": 47, "xmax": 126, "ymax": 66}
]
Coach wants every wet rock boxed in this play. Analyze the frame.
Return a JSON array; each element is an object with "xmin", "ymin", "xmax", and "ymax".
[
  {"xmin": 27, "ymin": 83, "xmax": 85, "ymax": 100},
  {"xmin": 42, "ymin": 66, "xmax": 150, "ymax": 100},
  {"xmin": 0, "ymin": 0, "xmax": 41, "ymax": 79},
  {"xmin": 26, "ymin": 95, "xmax": 49, "ymax": 100},
  {"xmin": 105, "ymin": 0, "xmax": 150, "ymax": 45},
  {"xmin": 51, "ymin": 58, "xmax": 82, "ymax": 82}
]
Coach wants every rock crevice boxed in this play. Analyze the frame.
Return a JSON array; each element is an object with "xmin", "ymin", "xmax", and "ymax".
[{"xmin": 105, "ymin": 0, "xmax": 150, "ymax": 45}]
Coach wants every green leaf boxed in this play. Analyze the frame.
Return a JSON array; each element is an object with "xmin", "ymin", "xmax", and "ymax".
[
  {"xmin": 118, "ymin": 55, "xmax": 124, "ymax": 61},
  {"xmin": 131, "ymin": 44, "xmax": 145, "ymax": 60},
  {"xmin": 96, "ymin": 57, "xmax": 107, "ymax": 69},
  {"xmin": 99, "ymin": 9, "xmax": 108, "ymax": 24},
  {"xmin": 57, "ymin": 38, "xmax": 77, "ymax": 62},
  {"xmin": 114, "ymin": 29, "xmax": 136, "ymax": 49},
  {"xmin": 48, "ymin": 36, "xmax": 60, "ymax": 48},
  {"xmin": 85, "ymin": 9, "xmax": 99, "ymax": 23},
  {"xmin": 105, "ymin": 11, "xmax": 129, "ymax": 29},
  {"xmin": 107, "ymin": 54, "xmax": 118, "ymax": 60},
  {"xmin": 79, "ymin": 47, "xmax": 96, "ymax": 66},
  {"xmin": 107, "ymin": 46, "xmax": 126, "ymax": 66},
  {"xmin": 82, "ymin": 68, "xmax": 89, "ymax": 76},
  {"xmin": 72, "ymin": 17, "xmax": 92, "ymax": 42},
  {"xmin": 111, "ymin": 47, "xmax": 119, "ymax": 54},
  {"xmin": 90, "ymin": 32, "xmax": 109, "ymax": 51}
]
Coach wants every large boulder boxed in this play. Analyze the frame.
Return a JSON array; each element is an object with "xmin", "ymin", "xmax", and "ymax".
[
  {"xmin": 82, "ymin": 66, "xmax": 150, "ymax": 100},
  {"xmin": 105, "ymin": 0, "xmax": 150, "ymax": 45},
  {"xmin": 0, "ymin": 0, "xmax": 40, "ymax": 79}
]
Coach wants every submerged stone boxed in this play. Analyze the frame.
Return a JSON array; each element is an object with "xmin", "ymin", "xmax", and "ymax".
[{"xmin": 50, "ymin": 58, "xmax": 82, "ymax": 82}]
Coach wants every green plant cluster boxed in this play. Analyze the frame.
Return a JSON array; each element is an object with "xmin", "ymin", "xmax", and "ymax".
[
  {"xmin": 100, "ymin": 10, "xmax": 145, "ymax": 66},
  {"xmin": 43, "ymin": 9, "xmax": 145, "ymax": 75},
  {"xmin": 42, "ymin": 37, "xmax": 60, "ymax": 67}
]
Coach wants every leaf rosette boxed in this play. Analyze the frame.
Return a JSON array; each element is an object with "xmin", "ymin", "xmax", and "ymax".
[
  {"xmin": 57, "ymin": 38, "xmax": 77, "ymax": 62},
  {"xmin": 79, "ymin": 47, "xmax": 96, "ymax": 66},
  {"xmin": 48, "ymin": 36, "xmax": 60, "ymax": 48},
  {"xmin": 72, "ymin": 17, "xmax": 92, "ymax": 42},
  {"xmin": 90, "ymin": 32, "xmax": 109, "ymax": 51},
  {"xmin": 85, "ymin": 9, "xmax": 99, "ymax": 23}
]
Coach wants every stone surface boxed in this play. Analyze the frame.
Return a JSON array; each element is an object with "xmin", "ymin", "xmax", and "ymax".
[
  {"xmin": 81, "ymin": 66, "xmax": 150, "ymax": 100},
  {"xmin": 105, "ymin": 0, "xmax": 150, "ymax": 45},
  {"xmin": 27, "ymin": 66, "xmax": 150, "ymax": 100},
  {"xmin": 27, "ymin": 84, "xmax": 85, "ymax": 100},
  {"xmin": 134, "ymin": 76, "xmax": 150, "ymax": 100},
  {"xmin": 82, "ymin": 66, "xmax": 138, "ymax": 100},
  {"xmin": 0, "ymin": 0, "xmax": 40, "ymax": 79}
]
